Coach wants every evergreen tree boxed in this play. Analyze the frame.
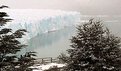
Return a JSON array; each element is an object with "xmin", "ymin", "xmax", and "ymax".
[
  {"xmin": 65, "ymin": 19, "xmax": 121, "ymax": 71},
  {"xmin": 0, "ymin": 5, "xmax": 36, "ymax": 71},
  {"xmin": 16, "ymin": 52, "xmax": 36, "ymax": 71},
  {"xmin": 0, "ymin": 5, "xmax": 27, "ymax": 70}
]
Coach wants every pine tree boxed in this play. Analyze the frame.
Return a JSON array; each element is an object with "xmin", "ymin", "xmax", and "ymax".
[
  {"xmin": 65, "ymin": 19, "xmax": 121, "ymax": 71},
  {"xmin": 0, "ymin": 5, "xmax": 27, "ymax": 70},
  {"xmin": 16, "ymin": 52, "xmax": 36, "ymax": 71},
  {"xmin": 0, "ymin": 5, "xmax": 36, "ymax": 71}
]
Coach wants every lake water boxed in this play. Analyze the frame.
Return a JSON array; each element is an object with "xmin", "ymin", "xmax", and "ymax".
[
  {"xmin": 26, "ymin": 26, "xmax": 76, "ymax": 58},
  {"xmin": 22, "ymin": 15, "xmax": 121, "ymax": 58}
]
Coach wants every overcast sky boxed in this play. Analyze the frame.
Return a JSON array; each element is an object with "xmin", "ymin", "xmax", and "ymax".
[{"xmin": 1, "ymin": 0, "xmax": 121, "ymax": 15}]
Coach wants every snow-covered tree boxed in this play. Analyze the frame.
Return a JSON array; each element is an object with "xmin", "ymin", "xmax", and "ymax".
[
  {"xmin": 17, "ymin": 52, "xmax": 36, "ymax": 71},
  {"xmin": 0, "ymin": 5, "xmax": 27, "ymax": 70},
  {"xmin": 65, "ymin": 19, "xmax": 121, "ymax": 71},
  {"xmin": 0, "ymin": 5, "xmax": 36, "ymax": 71}
]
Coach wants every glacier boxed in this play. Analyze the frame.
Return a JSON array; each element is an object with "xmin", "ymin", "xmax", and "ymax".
[{"xmin": 0, "ymin": 9, "xmax": 81, "ymax": 42}]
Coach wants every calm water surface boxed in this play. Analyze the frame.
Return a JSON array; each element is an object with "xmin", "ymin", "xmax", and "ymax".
[{"xmin": 25, "ymin": 26, "xmax": 76, "ymax": 58}]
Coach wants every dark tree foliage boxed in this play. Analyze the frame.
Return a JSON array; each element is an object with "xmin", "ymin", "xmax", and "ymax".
[
  {"xmin": 44, "ymin": 66, "xmax": 61, "ymax": 71},
  {"xmin": 0, "ymin": 5, "xmax": 36, "ymax": 71},
  {"xmin": 0, "ymin": 5, "xmax": 9, "ymax": 9},
  {"xmin": 65, "ymin": 19, "xmax": 121, "ymax": 71},
  {"xmin": 16, "ymin": 52, "xmax": 36, "ymax": 71},
  {"xmin": 58, "ymin": 53, "xmax": 69, "ymax": 64},
  {"xmin": 0, "ymin": 5, "xmax": 26, "ymax": 70}
]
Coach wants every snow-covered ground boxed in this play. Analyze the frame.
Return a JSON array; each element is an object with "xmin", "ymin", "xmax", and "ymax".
[
  {"xmin": 30, "ymin": 63, "xmax": 65, "ymax": 71},
  {"xmin": 0, "ymin": 9, "xmax": 80, "ymax": 43}
]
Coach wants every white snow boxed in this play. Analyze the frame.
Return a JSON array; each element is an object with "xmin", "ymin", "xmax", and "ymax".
[
  {"xmin": 0, "ymin": 9, "xmax": 80, "ymax": 42},
  {"xmin": 30, "ymin": 63, "xmax": 65, "ymax": 71}
]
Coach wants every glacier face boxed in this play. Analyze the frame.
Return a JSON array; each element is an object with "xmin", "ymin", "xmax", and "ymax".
[{"xmin": 1, "ymin": 9, "xmax": 80, "ymax": 42}]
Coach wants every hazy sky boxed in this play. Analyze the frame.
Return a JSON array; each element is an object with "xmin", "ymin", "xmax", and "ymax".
[{"xmin": 1, "ymin": 0, "xmax": 121, "ymax": 15}]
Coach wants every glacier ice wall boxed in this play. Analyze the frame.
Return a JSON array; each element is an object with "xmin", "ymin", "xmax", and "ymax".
[{"xmin": 0, "ymin": 9, "xmax": 81, "ymax": 42}]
